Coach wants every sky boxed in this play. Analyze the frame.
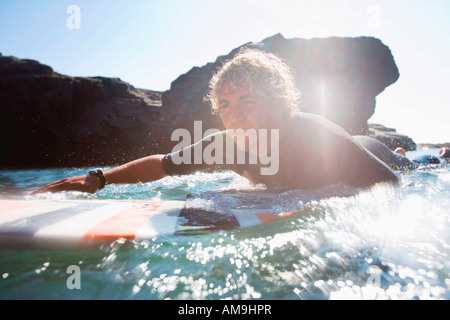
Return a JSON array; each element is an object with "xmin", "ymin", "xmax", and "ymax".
[{"xmin": 0, "ymin": 0, "xmax": 449, "ymax": 144}]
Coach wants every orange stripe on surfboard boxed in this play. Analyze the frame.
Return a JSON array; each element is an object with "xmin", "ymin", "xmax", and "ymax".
[
  {"xmin": 256, "ymin": 206, "xmax": 309, "ymax": 224},
  {"xmin": 83, "ymin": 202, "xmax": 161, "ymax": 241}
]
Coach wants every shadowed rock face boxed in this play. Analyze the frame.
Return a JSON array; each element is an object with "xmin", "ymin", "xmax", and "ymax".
[
  {"xmin": 368, "ymin": 123, "xmax": 416, "ymax": 151},
  {"xmin": 0, "ymin": 34, "xmax": 405, "ymax": 168},
  {"xmin": 162, "ymin": 33, "xmax": 400, "ymax": 149},
  {"xmin": 0, "ymin": 54, "xmax": 162, "ymax": 168}
]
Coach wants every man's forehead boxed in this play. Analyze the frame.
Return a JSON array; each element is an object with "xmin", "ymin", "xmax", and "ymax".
[{"xmin": 218, "ymin": 83, "xmax": 255, "ymax": 98}]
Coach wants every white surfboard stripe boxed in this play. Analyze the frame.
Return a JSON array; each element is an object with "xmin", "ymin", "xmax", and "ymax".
[
  {"xmin": 231, "ymin": 209, "xmax": 269, "ymax": 228},
  {"xmin": 32, "ymin": 202, "xmax": 134, "ymax": 244},
  {"xmin": 134, "ymin": 201, "xmax": 185, "ymax": 240},
  {"xmin": 0, "ymin": 200, "xmax": 78, "ymax": 225}
]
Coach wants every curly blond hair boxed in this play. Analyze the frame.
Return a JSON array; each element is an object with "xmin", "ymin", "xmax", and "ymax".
[{"xmin": 206, "ymin": 47, "xmax": 301, "ymax": 116}]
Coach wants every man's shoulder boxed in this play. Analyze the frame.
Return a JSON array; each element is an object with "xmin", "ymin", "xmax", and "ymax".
[
  {"xmin": 287, "ymin": 112, "xmax": 350, "ymax": 137},
  {"xmin": 201, "ymin": 129, "xmax": 228, "ymax": 140}
]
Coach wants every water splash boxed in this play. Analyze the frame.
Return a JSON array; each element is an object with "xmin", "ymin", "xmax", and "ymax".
[{"xmin": 1, "ymin": 151, "xmax": 449, "ymax": 299}]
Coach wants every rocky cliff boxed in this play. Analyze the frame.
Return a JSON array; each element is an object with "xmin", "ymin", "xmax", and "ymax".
[
  {"xmin": 0, "ymin": 53, "xmax": 162, "ymax": 167},
  {"xmin": 368, "ymin": 123, "xmax": 416, "ymax": 151},
  {"xmin": 0, "ymin": 34, "xmax": 413, "ymax": 168}
]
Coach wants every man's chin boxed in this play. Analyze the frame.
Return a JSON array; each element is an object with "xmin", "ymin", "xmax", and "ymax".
[
  {"xmin": 225, "ymin": 128, "xmax": 259, "ymax": 151},
  {"xmin": 234, "ymin": 136, "xmax": 259, "ymax": 153}
]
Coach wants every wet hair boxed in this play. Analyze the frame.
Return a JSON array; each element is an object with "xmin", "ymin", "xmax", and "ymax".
[
  {"xmin": 205, "ymin": 47, "xmax": 301, "ymax": 116},
  {"xmin": 439, "ymin": 147, "xmax": 450, "ymax": 159}
]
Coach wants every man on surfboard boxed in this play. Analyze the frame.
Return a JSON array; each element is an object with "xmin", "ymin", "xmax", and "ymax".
[{"xmin": 30, "ymin": 48, "xmax": 400, "ymax": 195}]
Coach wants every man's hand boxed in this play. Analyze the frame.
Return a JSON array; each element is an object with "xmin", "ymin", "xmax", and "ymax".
[
  {"xmin": 27, "ymin": 155, "xmax": 167, "ymax": 196},
  {"xmin": 28, "ymin": 174, "xmax": 101, "ymax": 195}
]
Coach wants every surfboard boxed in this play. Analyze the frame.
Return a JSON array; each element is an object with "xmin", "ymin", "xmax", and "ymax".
[{"xmin": 0, "ymin": 190, "xmax": 307, "ymax": 250}]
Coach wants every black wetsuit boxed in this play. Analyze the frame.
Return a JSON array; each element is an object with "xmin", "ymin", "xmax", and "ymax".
[
  {"xmin": 352, "ymin": 135, "xmax": 418, "ymax": 170},
  {"xmin": 411, "ymin": 155, "xmax": 441, "ymax": 166},
  {"xmin": 353, "ymin": 135, "xmax": 444, "ymax": 169},
  {"xmin": 162, "ymin": 113, "xmax": 399, "ymax": 190}
]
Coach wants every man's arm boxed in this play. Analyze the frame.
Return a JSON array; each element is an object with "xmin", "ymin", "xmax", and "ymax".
[{"xmin": 28, "ymin": 154, "xmax": 167, "ymax": 195}]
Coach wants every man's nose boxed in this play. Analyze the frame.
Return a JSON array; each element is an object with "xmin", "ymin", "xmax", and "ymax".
[{"xmin": 229, "ymin": 106, "xmax": 247, "ymax": 122}]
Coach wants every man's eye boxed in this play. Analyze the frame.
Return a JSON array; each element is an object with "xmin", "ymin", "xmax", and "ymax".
[
  {"xmin": 219, "ymin": 100, "xmax": 229, "ymax": 109},
  {"xmin": 243, "ymin": 99, "xmax": 256, "ymax": 106}
]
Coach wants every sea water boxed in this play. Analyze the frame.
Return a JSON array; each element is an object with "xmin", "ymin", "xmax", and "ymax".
[{"xmin": 0, "ymin": 148, "xmax": 449, "ymax": 300}]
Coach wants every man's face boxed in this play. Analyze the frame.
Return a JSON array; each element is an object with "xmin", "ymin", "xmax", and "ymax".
[
  {"xmin": 219, "ymin": 85, "xmax": 275, "ymax": 129},
  {"xmin": 218, "ymin": 85, "xmax": 282, "ymax": 151}
]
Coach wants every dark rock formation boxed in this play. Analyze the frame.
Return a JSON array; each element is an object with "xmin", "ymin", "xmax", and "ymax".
[
  {"xmin": 161, "ymin": 33, "xmax": 400, "ymax": 151},
  {"xmin": 0, "ymin": 55, "xmax": 162, "ymax": 168},
  {"xmin": 417, "ymin": 142, "xmax": 450, "ymax": 149},
  {"xmin": 368, "ymin": 123, "xmax": 416, "ymax": 151}
]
